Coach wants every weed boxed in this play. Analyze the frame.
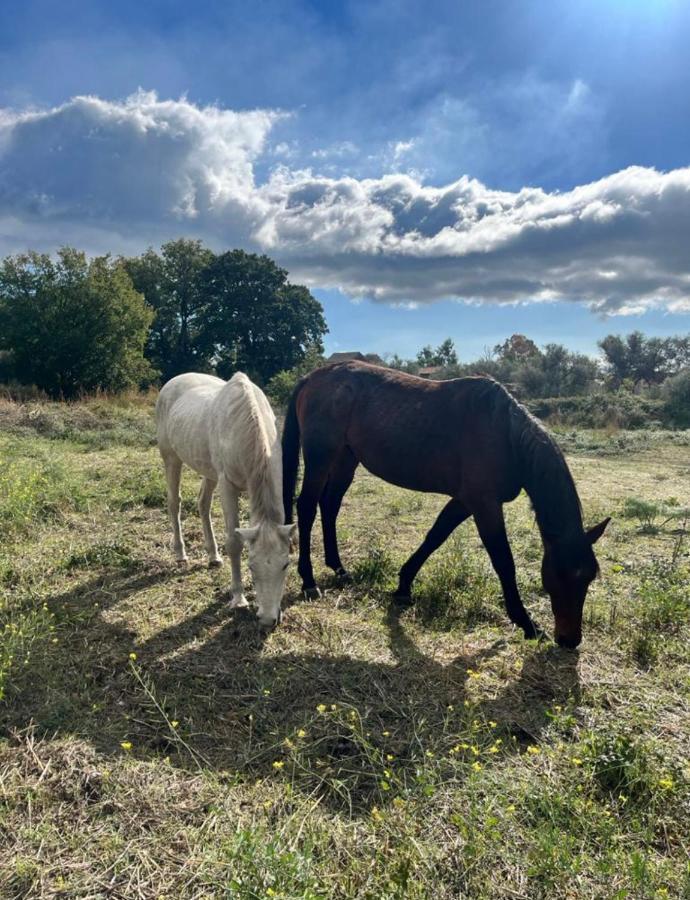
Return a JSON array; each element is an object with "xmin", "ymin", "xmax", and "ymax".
[{"xmin": 351, "ymin": 542, "xmax": 398, "ymax": 588}]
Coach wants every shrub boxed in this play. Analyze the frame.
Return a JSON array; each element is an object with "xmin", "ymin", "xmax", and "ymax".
[
  {"xmin": 621, "ymin": 497, "xmax": 690, "ymax": 534},
  {"xmin": 528, "ymin": 393, "xmax": 666, "ymax": 429},
  {"xmin": 265, "ymin": 350, "xmax": 325, "ymax": 409},
  {"xmin": 662, "ymin": 368, "xmax": 690, "ymax": 427}
]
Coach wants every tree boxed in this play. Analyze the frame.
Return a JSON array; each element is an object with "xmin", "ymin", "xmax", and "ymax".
[
  {"xmin": 0, "ymin": 248, "xmax": 154, "ymax": 398},
  {"xmin": 493, "ymin": 334, "xmax": 539, "ymax": 362},
  {"xmin": 662, "ymin": 369, "xmax": 690, "ymax": 427},
  {"xmin": 123, "ymin": 239, "xmax": 214, "ymax": 381},
  {"xmin": 198, "ymin": 250, "xmax": 327, "ymax": 383},
  {"xmin": 416, "ymin": 338, "xmax": 458, "ymax": 368},
  {"xmin": 599, "ymin": 331, "xmax": 690, "ymax": 388},
  {"xmin": 515, "ymin": 344, "xmax": 598, "ymax": 398}
]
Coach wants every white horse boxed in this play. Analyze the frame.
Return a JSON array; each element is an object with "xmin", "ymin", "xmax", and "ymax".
[{"xmin": 156, "ymin": 372, "xmax": 295, "ymax": 627}]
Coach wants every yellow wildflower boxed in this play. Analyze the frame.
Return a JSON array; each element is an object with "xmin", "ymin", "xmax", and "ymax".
[
  {"xmin": 471, "ymin": 761, "xmax": 482, "ymax": 772},
  {"xmin": 129, "ymin": 652, "xmax": 137, "ymax": 661},
  {"xmin": 386, "ymin": 754, "xmax": 395, "ymax": 761},
  {"xmin": 272, "ymin": 760, "xmax": 284, "ymax": 770},
  {"xmin": 297, "ymin": 729, "xmax": 307, "ymax": 739},
  {"xmin": 316, "ymin": 704, "xmax": 327, "ymax": 713},
  {"xmin": 572, "ymin": 757, "xmax": 583, "ymax": 766},
  {"xmin": 120, "ymin": 741, "xmax": 133, "ymax": 751},
  {"xmin": 171, "ymin": 720, "xmax": 179, "ymax": 729},
  {"xmin": 658, "ymin": 776, "xmax": 674, "ymax": 791},
  {"xmin": 526, "ymin": 745, "xmax": 540, "ymax": 755}
]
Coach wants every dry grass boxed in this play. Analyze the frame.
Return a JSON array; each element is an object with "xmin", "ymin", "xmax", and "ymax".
[{"xmin": 1, "ymin": 396, "xmax": 689, "ymax": 898}]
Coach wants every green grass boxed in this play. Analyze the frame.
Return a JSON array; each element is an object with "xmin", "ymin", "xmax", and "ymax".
[{"xmin": 1, "ymin": 395, "xmax": 689, "ymax": 898}]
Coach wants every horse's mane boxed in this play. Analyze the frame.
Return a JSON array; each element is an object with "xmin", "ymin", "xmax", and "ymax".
[
  {"xmin": 471, "ymin": 377, "xmax": 584, "ymax": 545},
  {"xmin": 229, "ymin": 374, "xmax": 283, "ymax": 525}
]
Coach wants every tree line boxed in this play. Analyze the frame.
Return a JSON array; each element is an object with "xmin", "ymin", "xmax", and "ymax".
[
  {"xmin": 386, "ymin": 333, "xmax": 690, "ymax": 426},
  {"xmin": 389, "ymin": 332, "xmax": 690, "ymax": 394},
  {"xmin": 0, "ymin": 239, "xmax": 688, "ymax": 426},
  {"xmin": 0, "ymin": 240, "xmax": 327, "ymax": 398}
]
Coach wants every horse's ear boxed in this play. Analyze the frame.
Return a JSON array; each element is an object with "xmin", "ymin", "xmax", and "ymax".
[
  {"xmin": 278, "ymin": 523, "xmax": 297, "ymax": 542},
  {"xmin": 236, "ymin": 526, "xmax": 260, "ymax": 546},
  {"xmin": 586, "ymin": 517, "xmax": 611, "ymax": 545}
]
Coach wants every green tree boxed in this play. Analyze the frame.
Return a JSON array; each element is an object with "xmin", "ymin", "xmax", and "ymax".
[
  {"xmin": 416, "ymin": 338, "xmax": 458, "ymax": 368},
  {"xmin": 662, "ymin": 369, "xmax": 690, "ymax": 427},
  {"xmin": 0, "ymin": 248, "xmax": 154, "ymax": 398},
  {"xmin": 123, "ymin": 239, "xmax": 214, "ymax": 381},
  {"xmin": 198, "ymin": 250, "xmax": 327, "ymax": 383},
  {"xmin": 599, "ymin": 331, "xmax": 690, "ymax": 388},
  {"xmin": 516, "ymin": 344, "xmax": 598, "ymax": 398}
]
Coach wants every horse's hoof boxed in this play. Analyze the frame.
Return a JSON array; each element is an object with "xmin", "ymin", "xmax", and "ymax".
[
  {"xmin": 334, "ymin": 568, "xmax": 353, "ymax": 584},
  {"xmin": 229, "ymin": 594, "xmax": 249, "ymax": 609},
  {"xmin": 392, "ymin": 591, "xmax": 414, "ymax": 608},
  {"xmin": 208, "ymin": 558, "xmax": 223, "ymax": 569},
  {"xmin": 175, "ymin": 558, "xmax": 189, "ymax": 568},
  {"xmin": 523, "ymin": 623, "xmax": 547, "ymax": 642},
  {"xmin": 302, "ymin": 586, "xmax": 322, "ymax": 600}
]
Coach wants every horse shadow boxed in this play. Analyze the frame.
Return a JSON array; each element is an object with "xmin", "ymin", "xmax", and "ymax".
[{"xmin": 2, "ymin": 561, "xmax": 580, "ymax": 816}]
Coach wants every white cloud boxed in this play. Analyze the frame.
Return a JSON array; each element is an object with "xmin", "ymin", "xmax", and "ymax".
[{"xmin": 1, "ymin": 91, "xmax": 690, "ymax": 314}]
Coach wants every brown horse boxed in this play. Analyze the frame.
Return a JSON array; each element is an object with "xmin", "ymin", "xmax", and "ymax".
[{"xmin": 282, "ymin": 361, "xmax": 609, "ymax": 648}]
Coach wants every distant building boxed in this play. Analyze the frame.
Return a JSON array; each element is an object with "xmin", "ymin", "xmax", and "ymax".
[
  {"xmin": 326, "ymin": 351, "xmax": 386, "ymax": 367},
  {"xmin": 417, "ymin": 365, "xmax": 445, "ymax": 379}
]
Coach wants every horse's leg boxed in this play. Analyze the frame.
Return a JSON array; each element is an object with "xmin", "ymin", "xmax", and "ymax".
[
  {"xmin": 319, "ymin": 447, "xmax": 358, "ymax": 580},
  {"xmin": 162, "ymin": 452, "xmax": 187, "ymax": 563},
  {"xmin": 297, "ymin": 446, "xmax": 337, "ymax": 598},
  {"xmin": 394, "ymin": 498, "xmax": 470, "ymax": 603},
  {"xmin": 472, "ymin": 502, "xmax": 540, "ymax": 639},
  {"xmin": 218, "ymin": 477, "xmax": 248, "ymax": 608},
  {"xmin": 198, "ymin": 477, "xmax": 222, "ymax": 567}
]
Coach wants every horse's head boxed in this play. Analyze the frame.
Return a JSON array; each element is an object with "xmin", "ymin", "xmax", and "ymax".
[
  {"xmin": 541, "ymin": 517, "xmax": 610, "ymax": 648},
  {"xmin": 236, "ymin": 522, "xmax": 297, "ymax": 628}
]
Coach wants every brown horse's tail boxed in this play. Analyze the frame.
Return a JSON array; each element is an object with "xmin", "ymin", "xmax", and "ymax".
[{"xmin": 281, "ymin": 377, "xmax": 306, "ymax": 524}]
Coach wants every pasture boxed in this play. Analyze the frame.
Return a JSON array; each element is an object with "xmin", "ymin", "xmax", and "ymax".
[{"xmin": 1, "ymin": 394, "xmax": 689, "ymax": 899}]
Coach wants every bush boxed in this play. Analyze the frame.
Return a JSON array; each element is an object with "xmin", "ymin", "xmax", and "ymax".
[
  {"xmin": 265, "ymin": 350, "xmax": 325, "ymax": 409},
  {"xmin": 662, "ymin": 369, "xmax": 690, "ymax": 427},
  {"xmin": 621, "ymin": 497, "xmax": 690, "ymax": 534},
  {"xmin": 528, "ymin": 392, "xmax": 666, "ymax": 429}
]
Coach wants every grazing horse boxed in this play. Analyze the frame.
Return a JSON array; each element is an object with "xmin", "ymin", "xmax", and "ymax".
[
  {"xmin": 156, "ymin": 372, "xmax": 295, "ymax": 628},
  {"xmin": 282, "ymin": 362, "xmax": 609, "ymax": 648}
]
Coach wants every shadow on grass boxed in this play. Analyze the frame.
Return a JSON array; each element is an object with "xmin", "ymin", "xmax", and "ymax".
[{"xmin": 1, "ymin": 561, "xmax": 580, "ymax": 816}]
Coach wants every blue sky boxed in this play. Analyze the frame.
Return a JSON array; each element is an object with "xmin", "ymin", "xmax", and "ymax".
[{"xmin": 1, "ymin": 0, "xmax": 690, "ymax": 359}]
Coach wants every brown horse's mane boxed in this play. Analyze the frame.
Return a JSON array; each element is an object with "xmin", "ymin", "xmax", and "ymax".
[{"xmin": 467, "ymin": 375, "xmax": 585, "ymax": 546}]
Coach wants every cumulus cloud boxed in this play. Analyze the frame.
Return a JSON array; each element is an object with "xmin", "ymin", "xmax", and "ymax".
[{"xmin": 1, "ymin": 91, "xmax": 690, "ymax": 313}]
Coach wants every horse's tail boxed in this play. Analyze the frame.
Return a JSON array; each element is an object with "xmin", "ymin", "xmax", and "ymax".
[{"xmin": 281, "ymin": 377, "xmax": 306, "ymax": 524}]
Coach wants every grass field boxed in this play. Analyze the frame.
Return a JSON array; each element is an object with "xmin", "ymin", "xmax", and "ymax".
[{"xmin": 1, "ymin": 394, "xmax": 689, "ymax": 899}]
